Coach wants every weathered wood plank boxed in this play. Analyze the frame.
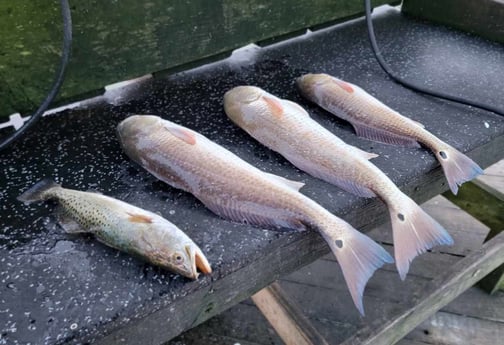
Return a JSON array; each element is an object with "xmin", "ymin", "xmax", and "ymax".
[
  {"xmin": 0, "ymin": 0, "xmax": 395, "ymax": 118},
  {"xmin": 443, "ymin": 183, "xmax": 504, "ymax": 235},
  {"xmin": 168, "ymin": 302, "xmax": 283, "ymax": 345},
  {"xmin": 340, "ymin": 231, "xmax": 504, "ymax": 345},
  {"xmin": 402, "ymin": 0, "xmax": 504, "ymax": 43},
  {"xmin": 474, "ymin": 159, "xmax": 504, "ymax": 201},
  {"xmin": 252, "ymin": 282, "xmax": 330, "ymax": 345},
  {"xmin": 406, "ymin": 311, "xmax": 504, "ymax": 345}
]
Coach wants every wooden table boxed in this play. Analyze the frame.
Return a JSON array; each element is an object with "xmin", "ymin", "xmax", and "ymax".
[{"xmin": 0, "ymin": 8, "xmax": 503, "ymax": 345}]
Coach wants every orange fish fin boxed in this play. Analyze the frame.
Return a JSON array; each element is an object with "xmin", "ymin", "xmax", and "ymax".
[
  {"xmin": 282, "ymin": 100, "xmax": 310, "ymax": 116},
  {"xmin": 331, "ymin": 77, "xmax": 354, "ymax": 93},
  {"xmin": 262, "ymin": 95, "xmax": 284, "ymax": 118},
  {"xmin": 127, "ymin": 212, "xmax": 153, "ymax": 223},
  {"xmin": 164, "ymin": 125, "xmax": 197, "ymax": 145}
]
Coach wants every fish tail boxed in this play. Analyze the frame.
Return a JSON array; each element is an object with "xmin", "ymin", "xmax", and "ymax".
[
  {"xmin": 389, "ymin": 194, "xmax": 453, "ymax": 280},
  {"xmin": 435, "ymin": 145, "xmax": 483, "ymax": 195},
  {"xmin": 17, "ymin": 179, "xmax": 60, "ymax": 204},
  {"xmin": 318, "ymin": 218, "xmax": 393, "ymax": 315}
]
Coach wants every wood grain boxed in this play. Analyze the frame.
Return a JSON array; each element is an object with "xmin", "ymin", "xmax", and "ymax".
[
  {"xmin": 252, "ymin": 282, "xmax": 330, "ymax": 345},
  {"xmin": 340, "ymin": 231, "xmax": 504, "ymax": 345}
]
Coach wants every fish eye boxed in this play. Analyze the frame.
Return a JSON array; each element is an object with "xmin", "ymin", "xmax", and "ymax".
[{"xmin": 172, "ymin": 252, "xmax": 185, "ymax": 265}]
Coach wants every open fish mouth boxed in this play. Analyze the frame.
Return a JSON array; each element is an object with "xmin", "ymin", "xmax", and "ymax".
[{"xmin": 185, "ymin": 245, "xmax": 212, "ymax": 279}]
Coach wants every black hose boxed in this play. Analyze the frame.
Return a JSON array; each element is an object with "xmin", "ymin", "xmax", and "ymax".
[
  {"xmin": 0, "ymin": 0, "xmax": 73, "ymax": 152},
  {"xmin": 364, "ymin": 0, "xmax": 504, "ymax": 116}
]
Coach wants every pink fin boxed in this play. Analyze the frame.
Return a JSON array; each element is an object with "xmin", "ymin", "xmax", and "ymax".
[
  {"xmin": 284, "ymin": 153, "xmax": 375, "ymax": 198},
  {"xmin": 319, "ymin": 221, "xmax": 393, "ymax": 315},
  {"xmin": 390, "ymin": 195, "xmax": 453, "ymax": 280},
  {"xmin": 264, "ymin": 172, "xmax": 305, "ymax": 192},
  {"xmin": 435, "ymin": 145, "xmax": 483, "ymax": 195},
  {"xmin": 281, "ymin": 99, "xmax": 310, "ymax": 116},
  {"xmin": 412, "ymin": 120, "xmax": 424, "ymax": 128},
  {"xmin": 262, "ymin": 95, "xmax": 284, "ymax": 118},
  {"xmin": 126, "ymin": 212, "xmax": 153, "ymax": 224},
  {"xmin": 352, "ymin": 146, "xmax": 379, "ymax": 160},
  {"xmin": 331, "ymin": 77, "xmax": 354, "ymax": 93},
  {"xmin": 352, "ymin": 122, "xmax": 420, "ymax": 148},
  {"xmin": 203, "ymin": 198, "xmax": 307, "ymax": 232},
  {"xmin": 165, "ymin": 125, "xmax": 197, "ymax": 145},
  {"xmin": 330, "ymin": 177, "xmax": 376, "ymax": 198}
]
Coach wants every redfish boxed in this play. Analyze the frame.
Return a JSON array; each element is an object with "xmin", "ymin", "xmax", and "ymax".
[
  {"xmin": 224, "ymin": 86, "xmax": 453, "ymax": 280},
  {"xmin": 117, "ymin": 115, "xmax": 393, "ymax": 315},
  {"xmin": 18, "ymin": 179, "xmax": 211, "ymax": 279},
  {"xmin": 297, "ymin": 73, "xmax": 483, "ymax": 195}
]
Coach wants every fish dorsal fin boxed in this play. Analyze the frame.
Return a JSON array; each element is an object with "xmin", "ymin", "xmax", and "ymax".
[
  {"xmin": 331, "ymin": 77, "xmax": 354, "ymax": 93},
  {"xmin": 281, "ymin": 100, "xmax": 310, "ymax": 117},
  {"xmin": 164, "ymin": 124, "xmax": 197, "ymax": 145},
  {"xmin": 352, "ymin": 146, "xmax": 379, "ymax": 160},
  {"xmin": 262, "ymin": 95, "xmax": 284, "ymax": 118},
  {"xmin": 126, "ymin": 212, "xmax": 153, "ymax": 223},
  {"xmin": 351, "ymin": 122, "xmax": 420, "ymax": 148},
  {"xmin": 265, "ymin": 172, "xmax": 305, "ymax": 192}
]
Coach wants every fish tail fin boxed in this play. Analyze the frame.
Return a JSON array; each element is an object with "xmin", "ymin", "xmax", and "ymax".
[
  {"xmin": 17, "ymin": 179, "xmax": 60, "ymax": 204},
  {"xmin": 389, "ymin": 194, "xmax": 453, "ymax": 280},
  {"xmin": 319, "ymin": 219, "xmax": 394, "ymax": 315},
  {"xmin": 436, "ymin": 145, "xmax": 483, "ymax": 195}
]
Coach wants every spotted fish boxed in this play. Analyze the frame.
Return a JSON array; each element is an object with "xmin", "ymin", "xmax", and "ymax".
[
  {"xmin": 18, "ymin": 179, "xmax": 211, "ymax": 279},
  {"xmin": 224, "ymin": 86, "xmax": 453, "ymax": 280},
  {"xmin": 297, "ymin": 73, "xmax": 483, "ymax": 195},
  {"xmin": 117, "ymin": 115, "xmax": 393, "ymax": 315}
]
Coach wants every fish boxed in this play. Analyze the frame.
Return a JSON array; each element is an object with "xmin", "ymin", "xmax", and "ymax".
[
  {"xmin": 223, "ymin": 85, "xmax": 453, "ymax": 280},
  {"xmin": 296, "ymin": 73, "xmax": 483, "ymax": 195},
  {"xmin": 117, "ymin": 115, "xmax": 394, "ymax": 315},
  {"xmin": 18, "ymin": 179, "xmax": 211, "ymax": 279}
]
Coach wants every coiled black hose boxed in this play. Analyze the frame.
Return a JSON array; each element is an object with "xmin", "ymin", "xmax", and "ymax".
[
  {"xmin": 0, "ymin": 0, "xmax": 72, "ymax": 152},
  {"xmin": 364, "ymin": 0, "xmax": 504, "ymax": 116}
]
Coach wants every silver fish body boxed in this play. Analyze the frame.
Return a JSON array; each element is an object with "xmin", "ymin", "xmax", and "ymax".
[
  {"xmin": 117, "ymin": 115, "xmax": 393, "ymax": 315},
  {"xmin": 224, "ymin": 86, "xmax": 453, "ymax": 279},
  {"xmin": 297, "ymin": 73, "xmax": 483, "ymax": 195},
  {"xmin": 18, "ymin": 180, "xmax": 211, "ymax": 279}
]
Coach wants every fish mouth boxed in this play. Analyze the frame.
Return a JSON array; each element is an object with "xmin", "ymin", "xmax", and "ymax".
[{"xmin": 185, "ymin": 245, "xmax": 212, "ymax": 279}]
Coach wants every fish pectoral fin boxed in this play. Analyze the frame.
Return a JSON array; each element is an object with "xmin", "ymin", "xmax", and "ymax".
[
  {"xmin": 262, "ymin": 95, "xmax": 284, "ymax": 118},
  {"xmin": 264, "ymin": 172, "xmax": 305, "ymax": 192},
  {"xmin": 330, "ymin": 77, "xmax": 354, "ymax": 93},
  {"xmin": 163, "ymin": 124, "xmax": 197, "ymax": 145},
  {"xmin": 411, "ymin": 119, "xmax": 424, "ymax": 128},
  {"xmin": 352, "ymin": 122, "xmax": 420, "ymax": 148},
  {"xmin": 55, "ymin": 206, "xmax": 87, "ymax": 234},
  {"xmin": 281, "ymin": 100, "xmax": 310, "ymax": 117},
  {"xmin": 126, "ymin": 212, "xmax": 153, "ymax": 224}
]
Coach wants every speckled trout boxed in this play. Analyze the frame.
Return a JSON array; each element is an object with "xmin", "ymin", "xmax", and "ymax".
[
  {"xmin": 18, "ymin": 179, "xmax": 211, "ymax": 279},
  {"xmin": 297, "ymin": 73, "xmax": 483, "ymax": 195},
  {"xmin": 117, "ymin": 115, "xmax": 393, "ymax": 315},
  {"xmin": 224, "ymin": 86, "xmax": 453, "ymax": 280}
]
